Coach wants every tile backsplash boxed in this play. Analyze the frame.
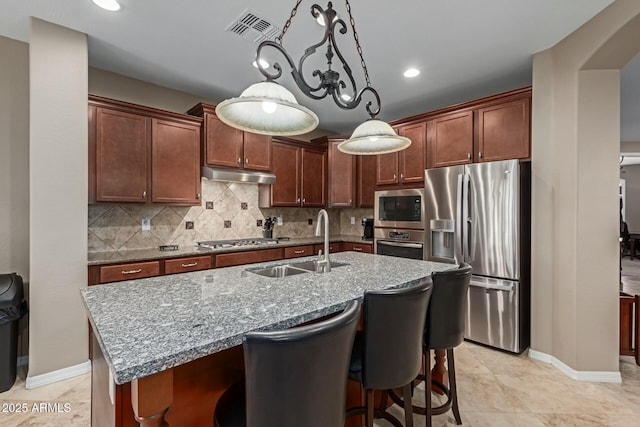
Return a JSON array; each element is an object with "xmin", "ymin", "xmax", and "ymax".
[{"xmin": 88, "ymin": 180, "xmax": 373, "ymax": 252}]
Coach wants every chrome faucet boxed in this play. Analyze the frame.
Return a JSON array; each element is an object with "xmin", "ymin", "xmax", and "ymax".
[{"xmin": 315, "ymin": 209, "xmax": 331, "ymax": 272}]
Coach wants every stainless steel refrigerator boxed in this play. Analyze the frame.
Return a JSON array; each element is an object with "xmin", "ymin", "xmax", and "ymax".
[{"xmin": 424, "ymin": 159, "xmax": 530, "ymax": 353}]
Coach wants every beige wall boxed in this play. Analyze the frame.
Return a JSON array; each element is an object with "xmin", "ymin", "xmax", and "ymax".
[
  {"xmin": 0, "ymin": 36, "xmax": 30, "ymax": 357},
  {"xmin": 531, "ymin": 0, "xmax": 640, "ymax": 372},
  {"xmin": 28, "ymin": 19, "xmax": 88, "ymax": 379}
]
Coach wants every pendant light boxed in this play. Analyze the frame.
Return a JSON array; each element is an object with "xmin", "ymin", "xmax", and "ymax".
[{"xmin": 216, "ymin": 0, "xmax": 410, "ymax": 154}]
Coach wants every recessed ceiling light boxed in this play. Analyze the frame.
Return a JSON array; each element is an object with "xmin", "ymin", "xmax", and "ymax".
[
  {"xmin": 403, "ymin": 68, "xmax": 420, "ymax": 78},
  {"xmin": 252, "ymin": 58, "xmax": 270, "ymax": 69},
  {"xmin": 92, "ymin": 0, "xmax": 121, "ymax": 12}
]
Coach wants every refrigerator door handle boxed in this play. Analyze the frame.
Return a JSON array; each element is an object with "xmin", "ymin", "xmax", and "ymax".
[
  {"xmin": 462, "ymin": 173, "xmax": 471, "ymax": 261},
  {"xmin": 469, "ymin": 281, "xmax": 514, "ymax": 292},
  {"xmin": 455, "ymin": 174, "xmax": 464, "ymax": 264}
]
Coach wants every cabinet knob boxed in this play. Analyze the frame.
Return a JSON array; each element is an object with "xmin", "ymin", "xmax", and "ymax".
[
  {"xmin": 349, "ymin": 199, "xmax": 352, "ymax": 204},
  {"xmin": 393, "ymin": 173, "xmax": 397, "ymax": 180},
  {"xmin": 302, "ymin": 198, "xmax": 306, "ymax": 204},
  {"xmin": 237, "ymin": 157, "xmax": 241, "ymax": 164},
  {"xmin": 297, "ymin": 197, "xmax": 301, "ymax": 204},
  {"xmin": 400, "ymin": 173, "xmax": 404, "ymax": 180},
  {"xmin": 467, "ymin": 153, "xmax": 471, "ymax": 160},
  {"xmin": 196, "ymin": 193, "xmax": 201, "ymax": 199},
  {"xmin": 142, "ymin": 190, "xmax": 146, "ymax": 198},
  {"xmin": 245, "ymin": 158, "xmax": 249, "ymax": 164},
  {"xmin": 479, "ymin": 152, "xmax": 483, "ymax": 159}
]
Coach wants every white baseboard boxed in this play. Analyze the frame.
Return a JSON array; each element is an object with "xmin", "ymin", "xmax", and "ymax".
[
  {"xmin": 17, "ymin": 355, "xmax": 29, "ymax": 367},
  {"xmin": 25, "ymin": 360, "xmax": 91, "ymax": 389},
  {"xmin": 528, "ymin": 349, "xmax": 622, "ymax": 383}
]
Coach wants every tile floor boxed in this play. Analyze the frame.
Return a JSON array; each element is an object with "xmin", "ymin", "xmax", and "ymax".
[{"xmin": 0, "ymin": 341, "xmax": 638, "ymax": 426}]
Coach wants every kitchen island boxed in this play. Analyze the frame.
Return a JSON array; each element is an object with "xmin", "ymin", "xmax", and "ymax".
[{"xmin": 82, "ymin": 252, "xmax": 454, "ymax": 427}]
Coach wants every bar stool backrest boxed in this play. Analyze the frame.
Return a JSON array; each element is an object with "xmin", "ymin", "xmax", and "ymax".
[
  {"xmin": 424, "ymin": 263, "xmax": 472, "ymax": 350},
  {"xmin": 362, "ymin": 279, "xmax": 433, "ymax": 390},
  {"xmin": 243, "ymin": 300, "xmax": 361, "ymax": 427}
]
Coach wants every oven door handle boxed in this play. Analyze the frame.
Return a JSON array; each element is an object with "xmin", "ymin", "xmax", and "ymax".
[{"xmin": 377, "ymin": 240, "xmax": 423, "ymax": 249}]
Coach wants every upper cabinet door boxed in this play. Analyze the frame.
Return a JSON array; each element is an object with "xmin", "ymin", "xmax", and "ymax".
[
  {"xmin": 243, "ymin": 132, "xmax": 272, "ymax": 171},
  {"xmin": 328, "ymin": 140, "xmax": 355, "ymax": 207},
  {"xmin": 476, "ymin": 97, "xmax": 530, "ymax": 162},
  {"xmin": 301, "ymin": 149, "xmax": 326, "ymax": 207},
  {"xmin": 151, "ymin": 119, "xmax": 201, "ymax": 205},
  {"xmin": 271, "ymin": 143, "xmax": 300, "ymax": 206},
  {"xmin": 205, "ymin": 115, "xmax": 243, "ymax": 168},
  {"xmin": 357, "ymin": 155, "xmax": 376, "ymax": 208},
  {"xmin": 398, "ymin": 122, "xmax": 426, "ymax": 183},
  {"xmin": 427, "ymin": 111, "xmax": 474, "ymax": 168},
  {"xmin": 376, "ymin": 152, "xmax": 398, "ymax": 185},
  {"xmin": 95, "ymin": 107, "xmax": 149, "ymax": 203}
]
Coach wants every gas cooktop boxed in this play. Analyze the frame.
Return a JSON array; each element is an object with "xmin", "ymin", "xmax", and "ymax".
[{"xmin": 197, "ymin": 238, "xmax": 279, "ymax": 249}]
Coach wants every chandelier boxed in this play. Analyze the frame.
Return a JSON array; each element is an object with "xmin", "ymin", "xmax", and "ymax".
[{"xmin": 215, "ymin": 0, "xmax": 411, "ymax": 155}]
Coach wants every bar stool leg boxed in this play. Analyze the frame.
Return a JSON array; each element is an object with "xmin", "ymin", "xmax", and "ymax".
[
  {"xmin": 425, "ymin": 349, "xmax": 432, "ymax": 427},
  {"xmin": 447, "ymin": 348, "xmax": 462, "ymax": 425},
  {"xmin": 366, "ymin": 389, "xmax": 374, "ymax": 427},
  {"xmin": 402, "ymin": 383, "xmax": 414, "ymax": 427}
]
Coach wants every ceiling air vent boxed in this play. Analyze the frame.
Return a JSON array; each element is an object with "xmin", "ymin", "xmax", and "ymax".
[{"xmin": 226, "ymin": 10, "xmax": 281, "ymax": 44}]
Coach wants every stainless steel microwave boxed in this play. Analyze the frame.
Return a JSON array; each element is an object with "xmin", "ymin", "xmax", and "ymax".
[{"xmin": 374, "ymin": 188, "xmax": 425, "ymax": 229}]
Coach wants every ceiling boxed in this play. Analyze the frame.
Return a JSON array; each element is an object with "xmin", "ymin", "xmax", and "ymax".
[{"xmin": 0, "ymin": 0, "xmax": 620, "ymax": 134}]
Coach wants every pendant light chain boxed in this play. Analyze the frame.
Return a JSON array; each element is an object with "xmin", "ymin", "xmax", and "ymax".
[
  {"xmin": 345, "ymin": 0, "xmax": 371, "ymax": 88},
  {"xmin": 276, "ymin": 0, "xmax": 304, "ymax": 45}
]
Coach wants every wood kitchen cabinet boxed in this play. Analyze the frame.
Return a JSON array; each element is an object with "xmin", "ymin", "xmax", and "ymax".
[
  {"xmin": 89, "ymin": 96, "xmax": 202, "ymax": 205},
  {"xmin": 188, "ymin": 103, "xmax": 272, "ymax": 171},
  {"xmin": 376, "ymin": 121, "xmax": 426, "ymax": 185},
  {"xmin": 264, "ymin": 139, "xmax": 326, "ymax": 207},
  {"xmin": 284, "ymin": 245, "xmax": 315, "ymax": 259},
  {"xmin": 314, "ymin": 242, "xmax": 343, "ymax": 254},
  {"xmin": 357, "ymin": 154, "xmax": 376, "ymax": 208},
  {"xmin": 342, "ymin": 242, "xmax": 373, "ymax": 253},
  {"xmin": 327, "ymin": 138, "xmax": 355, "ymax": 207},
  {"xmin": 424, "ymin": 88, "xmax": 531, "ymax": 168},
  {"xmin": 427, "ymin": 110, "xmax": 474, "ymax": 168}
]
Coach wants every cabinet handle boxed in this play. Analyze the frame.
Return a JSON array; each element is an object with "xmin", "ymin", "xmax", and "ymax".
[
  {"xmin": 181, "ymin": 262, "xmax": 198, "ymax": 268},
  {"xmin": 122, "ymin": 269, "xmax": 143, "ymax": 275},
  {"xmin": 237, "ymin": 157, "xmax": 242, "ymax": 164},
  {"xmin": 297, "ymin": 197, "xmax": 301, "ymax": 204},
  {"xmin": 196, "ymin": 193, "xmax": 201, "ymax": 199},
  {"xmin": 302, "ymin": 198, "xmax": 306, "ymax": 204},
  {"xmin": 142, "ymin": 191, "xmax": 146, "ymax": 198},
  {"xmin": 353, "ymin": 247, "xmax": 363, "ymax": 251},
  {"xmin": 479, "ymin": 152, "xmax": 483, "ymax": 159},
  {"xmin": 467, "ymin": 153, "xmax": 471, "ymax": 160},
  {"xmin": 393, "ymin": 173, "xmax": 397, "ymax": 180},
  {"xmin": 400, "ymin": 173, "xmax": 404, "ymax": 180},
  {"xmin": 245, "ymin": 158, "xmax": 249, "ymax": 164},
  {"xmin": 294, "ymin": 250, "xmax": 305, "ymax": 254}
]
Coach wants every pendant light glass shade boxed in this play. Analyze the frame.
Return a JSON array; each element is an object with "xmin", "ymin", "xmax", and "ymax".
[
  {"xmin": 215, "ymin": 81, "xmax": 319, "ymax": 136},
  {"xmin": 337, "ymin": 119, "xmax": 412, "ymax": 155}
]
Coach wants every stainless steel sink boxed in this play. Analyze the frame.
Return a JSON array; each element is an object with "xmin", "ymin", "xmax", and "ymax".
[
  {"xmin": 246, "ymin": 264, "xmax": 308, "ymax": 278},
  {"xmin": 290, "ymin": 260, "xmax": 350, "ymax": 273}
]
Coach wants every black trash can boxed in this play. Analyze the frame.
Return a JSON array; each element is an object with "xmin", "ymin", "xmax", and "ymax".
[{"xmin": 0, "ymin": 273, "xmax": 27, "ymax": 392}]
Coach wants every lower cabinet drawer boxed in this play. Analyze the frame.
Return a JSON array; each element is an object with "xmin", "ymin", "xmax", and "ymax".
[
  {"xmin": 215, "ymin": 248, "xmax": 283, "ymax": 268},
  {"xmin": 99, "ymin": 261, "xmax": 160, "ymax": 283},
  {"xmin": 165, "ymin": 255, "xmax": 212, "ymax": 275},
  {"xmin": 342, "ymin": 243, "xmax": 373, "ymax": 254},
  {"xmin": 284, "ymin": 245, "xmax": 315, "ymax": 259},
  {"xmin": 313, "ymin": 242, "xmax": 343, "ymax": 254}
]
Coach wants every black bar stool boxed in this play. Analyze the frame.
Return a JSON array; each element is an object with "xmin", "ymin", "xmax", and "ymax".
[
  {"xmin": 346, "ymin": 279, "xmax": 433, "ymax": 427},
  {"xmin": 391, "ymin": 263, "xmax": 472, "ymax": 427},
  {"xmin": 213, "ymin": 300, "xmax": 361, "ymax": 427}
]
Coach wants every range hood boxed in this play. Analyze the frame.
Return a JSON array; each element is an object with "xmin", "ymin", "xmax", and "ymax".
[{"xmin": 201, "ymin": 167, "xmax": 276, "ymax": 185}]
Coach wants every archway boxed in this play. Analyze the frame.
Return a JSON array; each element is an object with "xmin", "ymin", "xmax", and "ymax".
[{"xmin": 530, "ymin": 0, "xmax": 640, "ymax": 379}]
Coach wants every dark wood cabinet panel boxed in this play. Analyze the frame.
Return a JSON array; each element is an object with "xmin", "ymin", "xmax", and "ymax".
[
  {"xmin": 165, "ymin": 255, "xmax": 212, "ymax": 275},
  {"xmin": 357, "ymin": 155, "xmax": 376, "ymax": 208},
  {"xmin": 477, "ymin": 97, "xmax": 530, "ymax": 162},
  {"xmin": 427, "ymin": 110, "xmax": 474, "ymax": 168},
  {"xmin": 301, "ymin": 149, "xmax": 326, "ymax": 207},
  {"xmin": 99, "ymin": 261, "xmax": 160, "ymax": 283},
  {"xmin": 328, "ymin": 140, "xmax": 355, "ymax": 207},
  {"xmin": 313, "ymin": 242, "xmax": 343, "ymax": 254},
  {"xmin": 376, "ymin": 152, "xmax": 399, "ymax": 185},
  {"xmin": 205, "ymin": 114, "xmax": 243, "ymax": 168},
  {"xmin": 95, "ymin": 107, "xmax": 149, "ymax": 203},
  {"xmin": 151, "ymin": 119, "xmax": 201, "ymax": 205},
  {"xmin": 243, "ymin": 132, "xmax": 272, "ymax": 171},
  {"xmin": 284, "ymin": 245, "xmax": 315, "ymax": 259},
  {"xmin": 271, "ymin": 143, "xmax": 301, "ymax": 206},
  {"xmin": 398, "ymin": 122, "xmax": 426, "ymax": 183},
  {"xmin": 215, "ymin": 248, "xmax": 283, "ymax": 268},
  {"xmin": 342, "ymin": 242, "xmax": 373, "ymax": 253}
]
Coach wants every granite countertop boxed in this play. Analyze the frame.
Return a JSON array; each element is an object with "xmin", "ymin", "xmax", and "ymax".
[
  {"xmin": 81, "ymin": 252, "xmax": 454, "ymax": 384},
  {"xmin": 87, "ymin": 235, "xmax": 373, "ymax": 266}
]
